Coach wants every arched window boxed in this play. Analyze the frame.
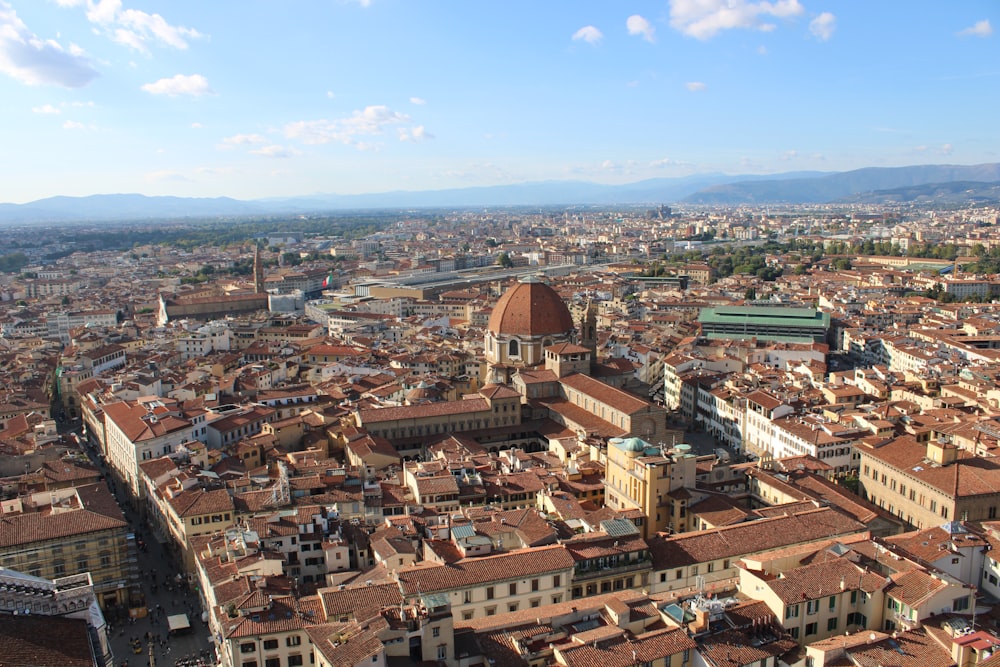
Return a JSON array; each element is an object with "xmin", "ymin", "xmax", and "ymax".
[{"xmin": 508, "ymin": 340, "xmax": 519, "ymax": 357}]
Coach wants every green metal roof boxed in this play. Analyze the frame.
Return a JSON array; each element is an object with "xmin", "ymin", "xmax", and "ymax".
[
  {"xmin": 702, "ymin": 332, "xmax": 826, "ymax": 343},
  {"xmin": 698, "ymin": 306, "xmax": 830, "ymax": 328}
]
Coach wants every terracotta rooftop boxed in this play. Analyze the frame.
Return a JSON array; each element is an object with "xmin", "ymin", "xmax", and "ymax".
[
  {"xmin": 396, "ymin": 544, "xmax": 575, "ymax": 595},
  {"xmin": 487, "ymin": 277, "xmax": 575, "ymax": 338},
  {"xmin": 648, "ymin": 508, "xmax": 867, "ymax": 568},
  {"xmin": 0, "ymin": 613, "xmax": 94, "ymax": 667}
]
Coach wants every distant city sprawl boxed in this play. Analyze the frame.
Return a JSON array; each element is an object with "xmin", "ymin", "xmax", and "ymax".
[{"xmin": 1, "ymin": 199, "xmax": 999, "ymax": 667}]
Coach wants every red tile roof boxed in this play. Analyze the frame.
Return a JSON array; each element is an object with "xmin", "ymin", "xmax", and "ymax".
[
  {"xmin": 0, "ymin": 485, "xmax": 126, "ymax": 547},
  {"xmin": 558, "ymin": 626, "xmax": 697, "ymax": 667},
  {"xmin": 103, "ymin": 400, "xmax": 191, "ymax": 442},
  {"xmin": 648, "ymin": 508, "xmax": 866, "ymax": 568},
  {"xmin": 358, "ymin": 398, "xmax": 489, "ymax": 424},
  {"xmin": 487, "ymin": 278, "xmax": 575, "ymax": 337},
  {"xmin": 396, "ymin": 544, "xmax": 574, "ymax": 595},
  {"xmin": 559, "ymin": 373, "xmax": 651, "ymax": 414},
  {"xmin": 0, "ymin": 613, "xmax": 94, "ymax": 667}
]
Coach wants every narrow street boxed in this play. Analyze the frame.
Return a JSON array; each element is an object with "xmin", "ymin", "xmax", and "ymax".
[
  {"xmin": 87, "ymin": 451, "xmax": 217, "ymax": 667},
  {"xmin": 104, "ymin": 506, "xmax": 215, "ymax": 667}
]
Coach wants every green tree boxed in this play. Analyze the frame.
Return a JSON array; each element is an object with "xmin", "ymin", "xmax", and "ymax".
[{"xmin": 0, "ymin": 252, "xmax": 28, "ymax": 273}]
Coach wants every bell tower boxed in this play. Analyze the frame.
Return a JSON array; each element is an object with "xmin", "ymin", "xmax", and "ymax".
[
  {"xmin": 253, "ymin": 244, "xmax": 265, "ymax": 294},
  {"xmin": 580, "ymin": 299, "xmax": 598, "ymax": 361}
]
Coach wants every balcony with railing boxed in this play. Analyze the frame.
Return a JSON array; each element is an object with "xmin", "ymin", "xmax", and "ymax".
[{"xmin": 572, "ymin": 553, "xmax": 652, "ymax": 581}]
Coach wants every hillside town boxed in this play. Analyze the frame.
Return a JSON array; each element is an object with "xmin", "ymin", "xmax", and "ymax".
[{"xmin": 4, "ymin": 202, "xmax": 1000, "ymax": 667}]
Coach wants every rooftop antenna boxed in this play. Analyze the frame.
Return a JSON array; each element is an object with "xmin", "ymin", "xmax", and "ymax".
[{"xmin": 972, "ymin": 586, "xmax": 977, "ymax": 630}]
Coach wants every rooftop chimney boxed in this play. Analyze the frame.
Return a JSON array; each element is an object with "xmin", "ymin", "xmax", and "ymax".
[{"xmin": 927, "ymin": 439, "xmax": 959, "ymax": 466}]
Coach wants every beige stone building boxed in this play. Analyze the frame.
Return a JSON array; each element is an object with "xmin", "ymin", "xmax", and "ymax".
[
  {"xmin": 603, "ymin": 437, "xmax": 698, "ymax": 537},
  {"xmin": 648, "ymin": 507, "xmax": 868, "ymax": 596},
  {"xmin": 741, "ymin": 538, "xmax": 974, "ymax": 641},
  {"xmin": 0, "ymin": 483, "xmax": 135, "ymax": 610},
  {"xmin": 857, "ymin": 436, "xmax": 1000, "ymax": 529},
  {"xmin": 396, "ymin": 544, "xmax": 575, "ymax": 621}
]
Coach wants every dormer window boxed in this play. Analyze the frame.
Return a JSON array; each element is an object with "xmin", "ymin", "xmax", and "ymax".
[{"xmin": 508, "ymin": 340, "xmax": 519, "ymax": 357}]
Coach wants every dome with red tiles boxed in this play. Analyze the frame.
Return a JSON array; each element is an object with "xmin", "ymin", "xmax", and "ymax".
[{"xmin": 487, "ymin": 275, "xmax": 574, "ymax": 337}]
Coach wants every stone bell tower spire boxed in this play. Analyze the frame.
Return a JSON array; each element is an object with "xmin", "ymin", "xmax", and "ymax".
[{"xmin": 253, "ymin": 244, "xmax": 264, "ymax": 294}]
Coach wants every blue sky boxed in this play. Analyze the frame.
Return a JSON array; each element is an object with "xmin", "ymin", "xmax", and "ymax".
[{"xmin": 0, "ymin": 1, "xmax": 997, "ymax": 203}]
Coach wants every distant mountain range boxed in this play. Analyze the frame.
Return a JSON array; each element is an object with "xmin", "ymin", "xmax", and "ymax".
[
  {"xmin": 1, "ymin": 162, "xmax": 998, "ymax": 224},
  {"xmin": 837, "ymin": 180, "xmax": 1000, "ymax": 205},
  {"xmin": 681, "ymin": 163, "xmax": 1000, "ymax": 205}
]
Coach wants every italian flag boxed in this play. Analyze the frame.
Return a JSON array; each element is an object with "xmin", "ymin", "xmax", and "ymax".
[{"xmin": 322, "ymin": 273, "xmax": 333, "ymax": 288}]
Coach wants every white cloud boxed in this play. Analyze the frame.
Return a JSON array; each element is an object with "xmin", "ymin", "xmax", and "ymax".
[
  {"xmin": 69, "ymin": 99, "xmax": 94, "ymax": 107},
  {"xmin": 685, "ymin": 81, "xmax": 707, "ymax": 92},
  {"xmin": 141, "ymin": 73, "xmax": 213, "ymax": 96},
  {"xmin": 782, "ymin": 149, "xmax": 798, "ymax": 160},
  {"xmin": 250, "ymin": 144, "xmax": 299, "ymax": 158},
  {"xmin": 326, "ymin": 90, "xmax": 335, "ymax": 99},
  {"xmin": 809, "ymin": 12, "xmax": 836, "ymax": 40},
  {"xmin": 669, "ymin": 0, "xmax": 804, "ymax": 40},
  {"xmin": 284, "ymin": 105, "xmax": 413, "ymax": 146},
  {"xmin": 59, "ymin": 0, "xmax": 202, "ymax": 54},
  {"xmin": 0, "ymin": 1, "xmax": 99, "ymax": 87},
  {"xmin": 914, "ymin": 145, "xmax": 928, "ymax": 152},
  {"xmin": 62, "ymin": 119, "xmax": 85, "ymax": 129},
  {"xmin": 111, "ymin": 27, "xmax": 145, "ymax": 52},
  {"xmin": 589, "ymin": 159, "xmax": 642, "ymax": 177},
  {"xmin": 190, "ymin": 121, "xmax": 203, "ymax": 129},
  {"xmin": 32, "ymin": 103, "xmax": 60, "ymax": 114},
  {"xmin": 409, "ymin": 96, "xmax": 426, "ymax": 105},
  {"xmin": 572, "ymin": 25, "xmax": 603, "ymax": 45},
  {"xmin": 958, "ymin": 19, "xmax": 992, "ymax": 38},
  {"xmin": 757, "ymin": 45, "xmax": 768, "ymax": 55},
  {"xmin": 626, "ymin": 15, "xmax": 656, "ymax": 42},
  {"xmin": 649, "ymin": 157, "xmax": 694, "ymax": 169},
  {"xmin": 940, "ymin": 143, "xmax": 954, "ymax": 155},
  {"xmin": 398, "ymin": 125, "xmax": 434, "ymax": 142},
  {"xmin": 85, "ymin": 0, "xmax": 120, "ymax": 25},
  {"xmin": 220, "ymin": 133, "xmax": 267, "ymax": 147},
  {"xmin": 195, "ymin": 166, "xmax": 235, "ymax": 175},
  {"xmin": 115, "ymin": 9, "xmax": 202, "ymax": 51}
]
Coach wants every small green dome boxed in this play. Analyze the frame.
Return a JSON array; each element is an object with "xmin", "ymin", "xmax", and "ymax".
[{"xmin": 622, "ymin": 437, "xmax": 648, "ymax": 453}]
